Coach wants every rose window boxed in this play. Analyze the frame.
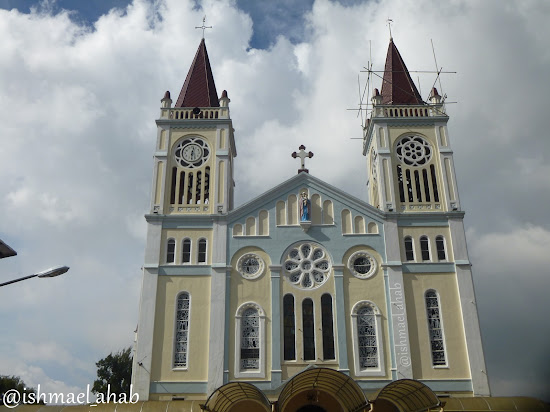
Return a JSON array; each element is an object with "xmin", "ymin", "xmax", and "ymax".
[
  {"xmin": 283, "ymin": 242, "xmax": 331, "ymax": 289},
  {"xmin": 348, "ymin": 251, "xmax": 377, "ymax": 279},
  {"xmin": 174, "ymin": 137, "xmax": 210, "ymax": 169},
  {"xmin": 396, "ymin": 135, "xmax": 432, "ymax": 166},
  {"xmin": 237, "ymin": 253, "xmax": 265, "ymax": 279}
]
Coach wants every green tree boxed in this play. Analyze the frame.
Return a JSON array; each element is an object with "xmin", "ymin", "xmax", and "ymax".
[
  {"xmin": 92, "ymin": 347, "xmax": 133, "ymax": 397},
  {"xmin": 0, "ymin": 375, "xmax": 41, "ymax": 405}
]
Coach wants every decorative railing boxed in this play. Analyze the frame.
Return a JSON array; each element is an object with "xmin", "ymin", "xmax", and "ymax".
[
  {"xmin": 160, "ymin": 107, "xmax": 229, "ymax": 120},
  {"xmin": 371, "ymin": 104, "xmax": 446, "ymax": 118}
]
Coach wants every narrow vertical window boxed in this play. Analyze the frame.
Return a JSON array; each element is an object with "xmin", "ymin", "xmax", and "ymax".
[
  {"xmin": 436, "ymin": 236, "xmax": 446, "ymax": 260},
  {"xmin": 197, "ymin": 239, "xmax": 207, "ymax": 263},
  {"xmin": 420, "ymin": 236, "xmax": 430, "ymax": 261},
  {"xmin": 357, "ymin": 306, "xmax": 378, "ymax": 368},
  {"xmin": 430, "ymin": 165, "xmax": 439, "ymax": 202},
  {"xmin": 182, "ymin": 239, "xmax": 191, "ymax": 264},
  {"xmin": 404, "ymin": 236, "xmax": 414, "ymax": 261},
  {"xmin": 240, "ymin": 308, "xmax": 259, "ymax": 370},
  {"xmin": 302, "ymin": 298, "xmax": 315, "ymax": 361},
  {"xmin": 426, "ymin": 291, "xmax": 446, "ymax": 366},
  {"xmin": 174, "ymin": 292, "xmax": 190, "ymax": 368},
  {"xmin": 422, "ymin": 168, "xmax": 431, "ymax": 201},
  {"xmin": 405, "ymin": 169, "xmax": 413, "ymax": 202},
  {"xmin": 178, "ymin": 171, "xmax": 186, "ymax": 204},
  {"xmin": 186, "ymin": 172, "xmax": 194, "ymax": 204},
  {"xmin": 195, "ymin": 171, "xmax": 202, "ymax": 204},
  {"xmin": 397, "ymin": 165, "xmax": 405, "ymax": 202},
  {"xmin": 321, "ymin": 294, "xmax": 335, "ymax": 360},
  {"xmin": 283, "ymin": 294, "xmax": 296, "ymax": 360},
  {"xmin": 204, "ymin": 167, "xmax": 210, "ymax": 204},
  {"xmin": 166, "ymin": 239, "xmax": 175, "ymax": 264},
  {"xmin": 414, "ymin": 170, "xmax": 422, "ymax": 202},
  {"xmin": 170, "ymin": 167, "xmax": 177, "ymax": 204}
]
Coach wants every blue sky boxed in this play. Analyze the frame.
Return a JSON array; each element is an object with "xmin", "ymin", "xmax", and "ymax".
[{"xmin": 1, "ymin": 0, "xmax": 549, "ymax": 404}]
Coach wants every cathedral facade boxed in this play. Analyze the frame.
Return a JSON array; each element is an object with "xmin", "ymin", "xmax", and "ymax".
[{"xmin": 130, "ymin": 38, "xmax": 493, "ymax": 411}]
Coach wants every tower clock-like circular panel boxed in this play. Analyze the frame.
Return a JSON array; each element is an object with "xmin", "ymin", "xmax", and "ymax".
[
  {"xmin": 348, "ymin": 251, "xmax": 377, "ymax": 279},
  {"xmin": 237, "ymin": 253, "xmax": 265, "ymax": 279},
  {"xmin": 396, "ymin": 135, "xmax": 432, "ymax": 166},
  {"xmin": 174, "ymin": 137, "xmax": 210, "ymax": 169},
  {"xmin": 283, "ymin": 242, "xmax": 331, "ymax": 290}
]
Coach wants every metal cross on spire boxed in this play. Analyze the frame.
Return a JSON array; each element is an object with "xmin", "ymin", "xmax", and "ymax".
[
  {"xmin": 387, "ymin": 18, "xmax": 393, "ymax": 40},
  {"xmin": 195, "ymin": 16, "xmax": 212, "ymax": 39},
  {"xmin": 291, "ymin": 145, "xmax": 314, "ymax": 174}
]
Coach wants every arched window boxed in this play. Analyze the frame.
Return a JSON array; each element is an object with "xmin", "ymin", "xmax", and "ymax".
[
  {"xmin": 235, "ymin": 303, "xmax": 266, "ymax": 378},
  {"xmin": 182, "ymin": 239, "xmax": 191, "ymax": 264},
  {"xmin": 436, "ymin": 236, "xmax": 446, "ymax": 261},
  {"xmin": 166, "ymin": 239, "xmax": 176, "ymax": 264},
  {"xmin": 197, "ymin": 239, "xmax": 207, "ymax": 263},
  {"xmin": 302, "ymin": 298, "xmax": 315, "ymax": 361},
  {"xmin": 420, "ymin": 236, "xmax": 430, "ymax": 261},
  {"xmin": 240, "ymin": 308, "xmax": 259, "ymax": 370},
  {"xmin": 321, "ymin": 294, "xmax": 335, "ymax": 360},
  {"xmin": 404, "ymin": 236, "xmax": 414, "ymax": 261},
  {"xmin": 425, "ymin": 290, "xmax": 447, "ymax": 366},
  {"xmin": 283, "ymin": 294, "xmax": 296, "ymax": 361},
  {"xmin": 173, "ymin": 292, "xmax": 190, "ymax": 368},
  {"xmin": 351, "ymin": 301, "xmax": 384, "ymax": 376}
]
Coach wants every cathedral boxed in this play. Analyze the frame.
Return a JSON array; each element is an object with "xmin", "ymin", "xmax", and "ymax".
[{"xmin": 128, "ymin": 37, "xmax": 544, "ymax": 412}]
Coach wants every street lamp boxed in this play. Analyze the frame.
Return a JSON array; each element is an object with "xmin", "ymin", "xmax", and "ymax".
[{"xmin": 0, "ymin": 265, "xmax": 70, "ymax": 287}]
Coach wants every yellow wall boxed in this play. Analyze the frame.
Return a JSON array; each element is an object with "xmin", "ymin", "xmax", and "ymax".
[
  {"xmin": 228, "ymin": 247, "xmax": 272, "ymax": 381},
  {"xmin": 399, "ymin": 227, "xmax": 454, "ymax": 262},
  {"xmin": 404, "ymin": 272, "xmax": 470, "ymax": 380},
  {"xmin": 342, "ymin": 245, "xmax": 391, "ymax": 380},
  {"xmin": 151, "ymin": 275, "xmax": 211, "ymax": 382},
  {"xmin": 162, "ymin": 229, "xmax": 213, "ymax": 265}
]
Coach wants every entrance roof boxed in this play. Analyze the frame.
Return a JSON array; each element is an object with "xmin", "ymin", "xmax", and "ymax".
[
  {"xmin": 277, "ymin": 367, "xmax": 369, "ymax": 412},
  {"xmin": 374, "ymin": 379, "xmax": 439, "ymax": 412},
  {"xmin": 203, "ymin": 382, "xmax": 271, "ymax": 412}
]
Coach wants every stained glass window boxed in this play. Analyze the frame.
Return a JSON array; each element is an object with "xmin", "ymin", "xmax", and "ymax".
[
  {"xmin": 357, "ymin": 305, "xmax": 378, "ymax": 369},
  {"xmin": 173, "ymin": 292, "xmax": 190, "ymax": 368},
  {"xmin": 426, "ymin": 291, "xmax": 446, "ymax": 366},
  {"xmin": 240, "ymin": 308, "xmax": 260, "ymax": 370},
  {"xmin": 302, "ymin": 299, "xmax": 315, "ymax": 361},
  {"xmin": 321, "ymin": 294, "xmax": 335, "ymax": 360}
]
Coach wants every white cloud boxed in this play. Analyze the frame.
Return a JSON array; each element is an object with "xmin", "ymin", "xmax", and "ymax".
[{"xmin": 0, "ymin": 0, "xmax": 549, "ymax": 402}]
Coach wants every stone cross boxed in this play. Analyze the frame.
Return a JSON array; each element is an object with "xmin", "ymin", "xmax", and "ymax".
[{"xmin": 291, "ymin": 145, "xmax": 314, "ymax": 174}]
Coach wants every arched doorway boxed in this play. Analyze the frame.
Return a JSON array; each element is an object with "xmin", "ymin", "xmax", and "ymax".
[
  {"xmin": 203, "ymin": 382, "xmax": 272, "ymax": 412},
  {"xmin": 278, "ymin": 367, "xmax": 369, "ymax": 412}
]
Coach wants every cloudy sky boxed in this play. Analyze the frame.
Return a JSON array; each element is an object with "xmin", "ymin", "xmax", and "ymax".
[{"xmin": 1, "ymin": 0, "xmax": 549, "ymax": 403}]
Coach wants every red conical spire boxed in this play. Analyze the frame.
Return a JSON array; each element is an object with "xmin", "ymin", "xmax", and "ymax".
[
  {"xmin": 380, "ymin": 39, "xmax": 423, "ymax": 105},
  {"xmin": 175, "ymin": 38, "xmax": 219, "ymax": 108}
]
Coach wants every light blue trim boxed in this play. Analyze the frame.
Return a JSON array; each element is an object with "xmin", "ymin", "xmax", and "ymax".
[
  {"xmin": 150, "ymin": 381, "xmax": 207, "ymax": 393},
  {"xmin": 334, "ymin": 269, "xmax": 349, "ymax": 370},
  {"xmin": 397, "ymin": 218, "xmax": 449, "ymax": 227},
  {"xmin": 163, "ymin": 221, "xmax": 214, "ymax": 229},
  {"xmin": 383, "ymin": 269, "xmax": 397, "ymax": 380},
  {"xmin": 223, "ymin": 271, "xmax": 231, "ymax": 384},
  {"xmin": 420, "ymin": 379, "xmax": 473, "ymax": 392},
  {"xmin": 159, "ymin": 266, "xmax": 211, "ymax": 276},
  {"xmin": 402, "ymin": 263, "xmax": 455, "ymax": 273},
  {"xmin": 271, "ymin": 271, "xmax": 282, "ymax": 387}
]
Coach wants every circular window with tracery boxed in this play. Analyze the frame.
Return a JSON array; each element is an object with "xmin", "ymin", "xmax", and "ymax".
[
  {"xmin": 283, "ymin": 242, "xmax": 331, "ymax": 289},
  {"xmin": 348, "ymin": 251, "xmax": 377, "ymax": 279},
  {"xmin": 174, "ymin": 137, "xmax": 210, "ymax": 169},
  {"xmin": 395, "ymin": 135, "xmax": 432, "ymax": 166},
  {"xmin": 237, "ymin": 253, "xmax": 265, "ymax": 279}
]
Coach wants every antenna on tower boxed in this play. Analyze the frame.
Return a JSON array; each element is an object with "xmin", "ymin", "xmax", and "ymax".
[{"xmin": 430, "ymin": 39, "xmax": 446, "ymax": 101}]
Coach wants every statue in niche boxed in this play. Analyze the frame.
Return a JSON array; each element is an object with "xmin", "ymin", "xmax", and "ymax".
[{"xmin": 299, "ymin": 192, "xmax": 311, "ymax": 222}]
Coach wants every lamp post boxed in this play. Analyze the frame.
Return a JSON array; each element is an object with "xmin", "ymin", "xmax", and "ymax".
[{"xmin": 0, "ymin": 265, "xmax": 70, "ymax": 287}]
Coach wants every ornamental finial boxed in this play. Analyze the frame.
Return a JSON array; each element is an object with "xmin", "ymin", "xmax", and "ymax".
[{"xmin": 291, "ymin": 145, "xmax": 314, "ymax": 174}]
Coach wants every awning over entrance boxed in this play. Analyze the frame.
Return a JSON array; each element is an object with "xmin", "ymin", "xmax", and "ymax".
[
  {"xmin": 277, "ymin": 367, "xmax": 369, "ymax": 412},
  {"xmin": 374, "ymin": 379, "xmax": 440, "ymax": 412},
  {"xmin": 202, "ymin": 381, "xmax": 272, "ymax": 412}
]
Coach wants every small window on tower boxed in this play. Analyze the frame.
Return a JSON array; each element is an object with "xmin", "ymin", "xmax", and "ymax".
[
  {"xmin": 197, "ymin": 239, "xmax": 207, "ymax": 263},
  {"xmin": 404, "ymin": 236, "xmax": 414, "ymax": 261},
  {"xmin": 436, "ymin": 236, "xmax": 446, "ymax": 261},
  {"xmin": 420, "ymin": 236, "xmax": 430, "ymax": 261},
  {"xmin": 182, "ymin": 239, "xmax": 191, "ymax": 264},
  {"xmin": 166, "ymin": 239, "xmax": 175, "ymax": 264}
]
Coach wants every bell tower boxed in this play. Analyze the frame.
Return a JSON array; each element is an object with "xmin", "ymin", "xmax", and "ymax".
[
  {"xmin": 132, "ymin": 38, "xmax": 235, "ymax": 400},
  {"xmin": 364, "ymin": 39, "xmax": 460, "ymax": 213},
  {"xmin": 151, "ymin": 38, "xmax": 235, "ymax": 217}
]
